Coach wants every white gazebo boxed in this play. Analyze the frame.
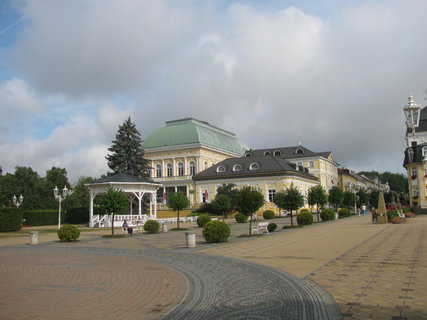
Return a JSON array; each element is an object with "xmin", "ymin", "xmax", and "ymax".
[{"xmin": 85, "ymin": 173, "xmax": 162, "ymax": 228}]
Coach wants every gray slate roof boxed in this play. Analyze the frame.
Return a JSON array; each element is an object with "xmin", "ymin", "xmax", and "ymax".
[
  {"xmin": 246, "ymin": 145, "xmax": 332, "ymax": 160},
  {"xmin": 403, "ymin": 142, "xmax": 427, "ymax": 168},
  {"xmin": 193, "ymin": 155, "xmax": 318, "ymax": 181}
]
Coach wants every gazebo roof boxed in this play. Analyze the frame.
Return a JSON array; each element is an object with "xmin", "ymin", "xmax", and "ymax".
[{"xmin": 89, "ymin": 173, "xmax": 160, "ymax": 185}]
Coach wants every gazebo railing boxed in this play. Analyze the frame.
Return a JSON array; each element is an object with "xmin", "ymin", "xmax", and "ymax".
[{"xmin": 90, "ymin": 214, "xmax": 196, "ymax": 228}]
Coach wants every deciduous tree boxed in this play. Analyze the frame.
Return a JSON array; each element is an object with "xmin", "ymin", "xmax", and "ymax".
[
  {"xmin": 167, "ymin": 192, "xmax": 190, "ymax": 229},
  {"xmin": 235, "ymin": 186, "xmax": 264, "ymax": 235},
  {"xmin": 274, "ymin": 185, "xmax": 304, "ymax": 226},
  {"xmin": 307, "ymin": 185, "xmax": 328, "ymax": 222}
]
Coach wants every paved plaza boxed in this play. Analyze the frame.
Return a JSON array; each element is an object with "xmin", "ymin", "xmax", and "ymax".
[{"xmin": 0, "ymin": 214, "xmax": 426, "ymax": 319}]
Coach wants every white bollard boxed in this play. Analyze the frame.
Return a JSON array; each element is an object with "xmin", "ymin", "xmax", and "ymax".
[
  {"xmin": 335, "ymin": 212, "xmax": 339, "ymax": 220},
  {"xmin": 29, "ymin": 231, "xmax": 39, "ymax": 245},
  {"xmin": 162, "ymin": 223, "xmax": 168, "ymax": 233},
  {"xmin": 185, "ymin": 232, "xmax": 196, "ymax": 248}
]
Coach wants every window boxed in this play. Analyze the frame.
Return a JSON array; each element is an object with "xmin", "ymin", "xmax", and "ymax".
[
  {"xmin": 189, "ymin": 161, "xmax": 196, "ymax": 175},
  {"xmin": 423, "ymin": 147, "xmax": 427, "ymax": 159},
  {"xmin": 216, "ymin": 166, "xmax": 226, "ymax": 173},
  {"xmin": 178, "ymin": 162, "xmax": 184, "ymax": 176},
  {"xmin": 309, "ymin": 161, "xmax": 314, "ymax": 168},
  {"xmin": 156, "ymin": 164, "xmax": 162, "ymax": 178},
  {"xmin": 249, "ymin": 163, "xmax": 259, "ymax": 170},
  {"xmin": 408, "ymin": 148, "xmax": 414, "ymax": 162},
  {"xmin": 273, "ymin": 150, "xmax": 281, "ymax": 156},
  {"xmin": 167, "ymin": 163, "xmax": 173, "ymax": 177},
  {"xmin": 245, "ymin": 153, "xmax": 252, "ymax": 157},
  {"xmin": 413, "ymin": 188, "xmax": 418, "ymax": 198},
  {"xmin": 412, "ymin": 167, "xmax": 417, "ymax": 178},
  {"xmin": 295, "ymin": 148, "xmax": 304, "ymax": 154},
  {"xmin": 233, "ymin": 164, "xmax": 242, "ymax": 171},
  {"xmin": 264, "ymin": 151, "xmax": 271, "ymax": 156},
  {"xmin": 268, "ymin": 189, "xmax": 276, "ymax": 202},
  {"xmin": 297, "ymin": 162, "xmax": 303, "ymax": 168}
]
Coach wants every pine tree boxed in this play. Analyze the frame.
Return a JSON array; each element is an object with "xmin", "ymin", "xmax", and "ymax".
[{"xmin": 106, "ymin": 117, "xmax": 150, "ymax": 177}]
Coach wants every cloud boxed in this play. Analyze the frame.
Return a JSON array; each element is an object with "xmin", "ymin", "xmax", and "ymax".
[{"xmin": 4, "ymin": 0, "xmax": 427, "ymax": 181}]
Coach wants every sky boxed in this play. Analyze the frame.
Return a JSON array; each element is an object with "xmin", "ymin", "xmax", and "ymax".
[{"xmin": 1, "ymin": 0, "xmax": 426, "ymax": 184}]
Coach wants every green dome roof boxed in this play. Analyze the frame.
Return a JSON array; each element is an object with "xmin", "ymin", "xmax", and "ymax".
[{"xmin": 143, "ymin": 118, "xmax": 249, "ymax": 156}]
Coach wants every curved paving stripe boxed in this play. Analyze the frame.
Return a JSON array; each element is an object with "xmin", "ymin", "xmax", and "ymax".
[{"xmin": 3, "ymin": 246, "xmax": 341, "ymax": 320}]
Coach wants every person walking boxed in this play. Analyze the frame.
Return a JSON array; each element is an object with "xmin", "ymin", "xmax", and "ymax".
[{"xmin": 362, "ymin": 204, "xmax": 367, "ymax": 216}]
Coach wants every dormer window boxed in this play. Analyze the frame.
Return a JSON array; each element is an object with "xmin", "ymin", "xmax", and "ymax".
[
  {"xmin": 233, "ymin": 164, "xmax": 243, "ymax": 171},
  {"xmin": 273, "ymin": 150, "xmax": 281, "ymax": 156},
  {"xmin": 216, "ymin": 166, "xmax": 226, "ymax": 173},
  {"xmin": 264, "ymin": 151, "xmax": 271, "ymax": 156},
  {"xmin": 422, "ymin": 147, "xmax": 427, "ymax": 159},
  {"xmin": 295, "ymin": 148, "xmax": 304, "ymax": 154},
  {"xmin": 408, "ymin": 148, "xmax": 414, "ymax": 162},
  {"xmin": 249, "ymin": 163, "xmax": 259, "ymax": 170},
  {"xmin": 245, "ymin": 153, "xmax": 252, "ymax": 157}
]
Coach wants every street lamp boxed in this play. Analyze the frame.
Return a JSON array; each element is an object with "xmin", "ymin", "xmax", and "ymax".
[
  {"xmin": 12, "ymin": 194, "xmax": 23, "ymax": 208},
  {"xmin": 54, "ymin": 186, "xmax": 71, "ymax": 229},
  {"xmin": 403, "ymin": 93, "xmax": 421, "ymax": 147}
]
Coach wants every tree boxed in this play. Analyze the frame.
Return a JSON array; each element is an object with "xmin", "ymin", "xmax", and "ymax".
[
  {"xmin": 67, "ymin": 176, "xmax": 94, "ymax": 208},
  {"xmin": 212, "ymin": 194, "xmax": 232, "ymax": 221},
  {"xmin": 369, "ymin": 190, "xmax": 379, "ymax": 209},
  {"xmin": 343, "ymin": 191, "xmax": 357, "ymax": 212},
  {"xmin": 328, "ymin": 186, "xmax": 344, "ymax": 210},
  {"xmin": 356, "ymin": 189, "xmax": 369, "ymax": 208},
  {"xmin": 167, "ymin": 192, "xmax": 190, "ymax": 229},
  {"xmin": 106, "ymin": 116, "xmax": 150, "ymax": 177},
  {"xmin": 101, "ymin": 187, "xmax": 128, "ymax": 235},
  {"xmin": 358, "ymin": 171, "xmax": 408, "ymax": 193},
  {"xmin": 307, "ymin": 185, "xmax": 328, "ymax": 222},
  {"xmin": 216, "ymin": 183, "xmax": 239, "ymax": 210},
  {"xmin": 274, "ymin": 185, "xmax": 304, "ymax": 226},
  {"xmin": 235, "ymin": 186, "xmax": 264, "ymax": 235}
]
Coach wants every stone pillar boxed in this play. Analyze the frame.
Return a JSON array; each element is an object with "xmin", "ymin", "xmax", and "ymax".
[
  {"xmin": 29, "ymin": 231, "xmax": 39, "ymax": 245},
  {"xmin": 185, "ymin": 232, "xmax": 196, "ymax": 248}
]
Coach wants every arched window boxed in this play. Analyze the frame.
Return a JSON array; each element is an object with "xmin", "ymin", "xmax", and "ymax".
[
  {"xmin": 156, "ymin": 164, "xmax": 162, "ymax": 178},
  {"xmin": 274, "ymin": 150, "xmax": 281, "ymax": 156},
  {"xmin": 178, "ymin": 162, "xmax": 184, "ymax": 176},
  {"xmin": 295, "ymin": 148, "xmax": 304, "ymax": 154},
  {"xmin": 216, "ymin": 166, "xmax": 226, "ymax": 173},
  {"xmin": 249, "ymin": 163, "xmax": 259, "ymax": 170},
  {"xmin": 189, "ymin": 161, "xmax": 196, "ymax": 175},
  {"xmin": 245, "ymin": 153, "xmax": 252, "ymax": 157},
  {"xmin": 233, "ymin": 164, "xmax": 243, "ymax": 172},
  {"xmin": 167, "ymin": 163, "xmax": 173, "ymax": 177},
  {"xmin": 264, "ymin": 151, "xmax": 271, "ymax": 156}
]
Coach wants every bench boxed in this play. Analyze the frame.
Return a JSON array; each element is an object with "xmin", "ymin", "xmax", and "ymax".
[{"xmin": 252, "ymin": 221, "xmax": 269, "ymax": 234}]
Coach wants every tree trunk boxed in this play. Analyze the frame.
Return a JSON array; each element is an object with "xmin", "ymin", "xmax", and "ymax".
[
  {"xmin": 177, "ymin": 210, "xmax": 180, "ymax": 229},
  {"xmin": 316, "ymin": 206, "xmax": 320, "ymax": 222},
  {"xmin": 290, "ymin": 211, "xmax": 294, "ymax": 226},
  {"xmin": 222, "ymin": 211, "xmax": 225, "ymax": 221},
  {"xmin": 249, "ymin": 215, "xmax": 252, "ymax": 235},
  {"xmin": 111, "ymin": 213, "xmax": 115, "ymax": 236}
]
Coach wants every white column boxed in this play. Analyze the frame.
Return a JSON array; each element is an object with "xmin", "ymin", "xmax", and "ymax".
[
  {"xmin": 153, "ymin": 192, "xmax": 157, "ymax": 219},
  {"xmin": 162, "ymin": 160, "xmax": 165, "ymax": 177},
  {"xmin": 89, "ymin": 191, "xmax": 95, "ymax": 228},
  {"xmin": 129, "ymin": 194, "xmax": 133, "ymax": 215},
  {"xmin": 265, "ymin": 184, "xmax": 269, "ymax": 202},
  {"xmin": 149, "ymin": 197, "xmax": 153, "ymax": 218},
  {"xmin": 172, "ymin": 158, "xmax": 176, "ymax": 176},
  {"xmin": 196, "ymin": 157, "xmax": 201, "ymax": 174},
  {"xmin": 184, "ymin": 157, "xmax": 188, "ymax": 175}
]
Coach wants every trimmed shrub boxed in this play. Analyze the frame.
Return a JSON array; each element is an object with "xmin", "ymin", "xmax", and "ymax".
[
  {"xmin": 197, "ymin": 214, "xmax": 212, "ymax": 227},
  {"xmin": 0, "ymin": 207, "xmax": 23, "ymax": 232},
  {"xmin": 267, "ymin": 223, "xmax": 277, "ymax": 232},
  {"xmin": 320, "ymin": 209, "xmax": 336, "ymax": 221},
  {"xmin": 387, "ymin": 210, "xmax": 399, "ymax": 222},
  {"xmin": 263, "ymin": 210, "xmax": 276, "ymax": 219},
  {"xmin": 24, "ymin": 210, "xmax": 60, "ymax": 226},
  {"xmin": 297, "ymin": 210, "xmax": 313, "ymax": 225},
  {"xmin": 143, "ymin": 220, "xmax": 160, "ymax": 233},
  {"xmin": 235, "ymin": 212, "xmax": 248, "ymax": 223},
  {"xmin": 57, "ymin": 224, "xmax": 80, "ymax": 242},
  {"xmin": 203, "ymin": 221, "xmax": 231, "ymax": 243},
  {"xmin": 338, "ymin": 208, "xmax": 351, "ymax": 218},
  {"xmin": 299, "ymin": 209, "xmax": 310, "ymax": 213}
]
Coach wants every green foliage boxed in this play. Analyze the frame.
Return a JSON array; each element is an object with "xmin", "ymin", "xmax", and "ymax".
[
  {"xmin": 273, "ymin": 184, "xmax": 304, "ymax": 226},
  {"xmin": 356, "ymin": 189, "xmax": 369, "ymax": 207},
  {"xmin": 66, "ymin": 207, "xmax": 89, "ymax": 224},
  {"xmin": 328, "ymin": 186, "xmax": 344, "ymax": 209},
  {"xmin": 57, "ymin": 224, "xmax": 80, "ymax": 242},
  {"xmin": 338, "ymin": 207, "xmax": 351, "ymax": 218},
  {"xmin": 267, "ymin": 223, "xmax": 277, "ymax": 232},
  {"xmin": 236, "ymin": 186, "xmax": 264, "ymax": 234},
  {"xmin": 369, "ymin": 190, "xmax": 379, "ymax": 208},
  {"xmin": 387, "ymin": 210, "xmax": 399, "ymax": 222},
  {"xmin": 23, "ymin": 210, "xmax": 60, "ymax": 226},
  {"xmin": 358, "ymin": 171, "xmax": 408, "ymax": 193},
  {"xmin": 192, "ymin": 202, "xmax": 218, "ymax": 214},
  {"xmin": 0, "ymin": 207, "xmax": 23, "ymax": 232},
  {"xmin": 212, "ymin": 194, "xmax": 232, "ymax": 220},
  {"xmin": 307, "ymin": 185, "xmax": 328, "ymax": 221},
  {"xmin": 235, "ymin": 212, "xmax": 248, "ymax": 223},
  {"xmin": 197, "ymin": 214, "xmax": 212, "ymax": 227},
  {"xmin": 143, "ymin": 220, "xmax": 160, "ymax": 233},
  {"xmin": 343, "ymin": 191, "xmax": 356, "ymax": 208},
  {"xmin": 106, "ymin": 116, "xmax": 150, "ymax": 177},
  {"xmin": 297, "ymin": 210, "xmax": 313, "ymax": 225},
  {"xmin": 66, "ymin": 176, "xmax": 94, "ymax": 208},
  {"xmin": 101, "ymin": 187, "xmax": 128, "ymax": 235},
  {"xmin": 263, "ymin": 210, "xmax": 276, "ymax": 219},
  {"xmin": 202, "ymin": 221, "xmax": 231, "ymax": 243},
  {"xmin": 167, "ymin": 192, "xmax": 190, "ymax": 229},
  {"xmin": 320, "ymin": 208, "xmax": 336, "ymax": 221},
  {"xmin": 216, "ymin": 183, "xmax": 239, "ymax": 210}
]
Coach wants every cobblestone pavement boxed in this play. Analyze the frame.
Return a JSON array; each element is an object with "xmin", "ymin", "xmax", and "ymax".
[{"xmin": 0, "ymin": 245, "xmax": 339, "ymax": 320}]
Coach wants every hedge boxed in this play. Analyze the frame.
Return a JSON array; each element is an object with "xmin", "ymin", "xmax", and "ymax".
[
  {"xmin": 23, "ymin": 210, "xmax": 61, "ymax": 226},
  {"xmin": 0, "ymin": 207, "xmax": 23, "ymax": 232},
  {"xmin": 66, "ymin": 206, "xmax": 106, "ymax": 224}
]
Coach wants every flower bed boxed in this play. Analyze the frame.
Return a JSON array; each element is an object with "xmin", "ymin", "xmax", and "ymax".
[
  {"xmin": 405, "ymin": 212, "xmax": 415, "ymax": 218},
  {"xmin": 392, "ymin": 217, "xmax": 406, "ymax": 224}
]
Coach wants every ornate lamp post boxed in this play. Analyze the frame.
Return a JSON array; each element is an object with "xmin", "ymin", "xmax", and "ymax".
[
  {"xmin": 403, "ymin": 93, "xmax": 421, "ymax": 147},
  {"xmin": 54, "ymin": 186, "xmax": 70, "ymax": 229},
  {"xmin": 12, "ymin": 194, "xmax": 24, "ymax": 208}
]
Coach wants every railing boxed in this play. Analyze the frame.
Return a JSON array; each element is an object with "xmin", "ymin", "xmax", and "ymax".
[{"xmin": 90, "ymin": 214, "xmax": 196, "ymax": 228}]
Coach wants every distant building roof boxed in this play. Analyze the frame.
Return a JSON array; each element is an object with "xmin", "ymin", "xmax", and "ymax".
[
  {"xmin": 193, "ymin": 155, "xmax": 318, "ymax": 182},
  {"xmin": 143, "ymin": 118, "xmax": 249, "ymax": 156},
  {"xmin": 89, "ymin": 173, "xmax": 158, "ymax": 185}
]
